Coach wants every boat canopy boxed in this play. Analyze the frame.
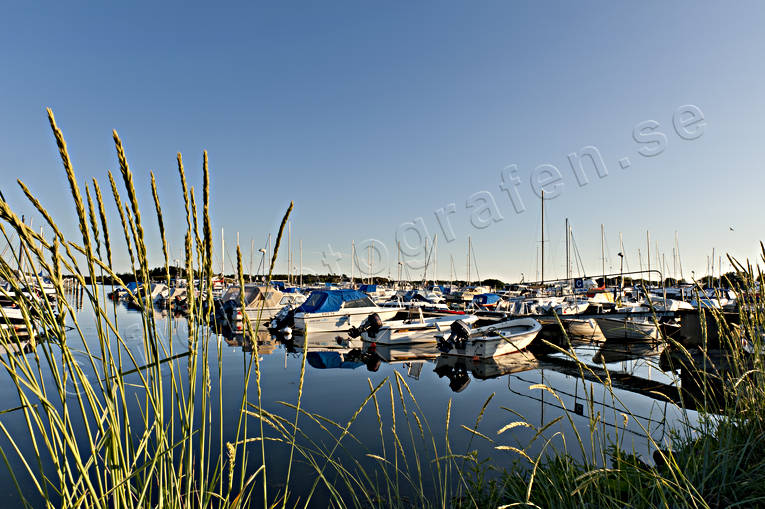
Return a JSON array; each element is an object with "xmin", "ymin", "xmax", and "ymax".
[
  {"xmin": 297, "ymin": 290, "xmax": 374, "ymax": 314},
  {"xmin": 473, "ymin": 293, "xmax": 501, "ymax": 306},
  {"xmin": 402, "ymin": 290, "xmax": 435, "ymax": 302},
  {"xmin": 219, "ymin": 286, "xmax": 241, "ymax": 302},
  {"xmin": 242, "ymin": 285, "xmax": 283, "ymax": 309}
]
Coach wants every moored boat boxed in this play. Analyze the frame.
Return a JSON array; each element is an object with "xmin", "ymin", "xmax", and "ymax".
[
  {"xmin": 436, "ymin": 317, "xmax": 541, "ymax": 358},
  {"xmin": 349, "ymin": 310, "xmax": 478, "ymax": 345},
  {"xmin": 293, "ymin": 289, "xmax": 402, "ymax": 334}
]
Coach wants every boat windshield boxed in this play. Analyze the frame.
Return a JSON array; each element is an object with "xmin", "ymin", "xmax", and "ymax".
[{"xmin": 342, "ymin": 295, "xmax": 375, "ymax": 308}]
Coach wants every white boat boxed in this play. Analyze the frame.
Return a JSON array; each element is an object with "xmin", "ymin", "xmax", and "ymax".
[
  {"xmin": 0, "ymin": 306, "xmax": 34, "ymax": 340},
  {"xmin": 436, "ymin": 317, "xmax": 541, "ymax": 358},
  {"xmin": 553, "ymin": 297, "xmax": 590, "ymax": 315},
  {"xmin": 293, "ymin": 289, "xmax": 402, "ymax": 334},
  {"xmin": 594, "ymin": 310, "xmax": 659, "ymax": 341},
  {"xmin": 350, "ymin": 309, "xmax": 478, "ymax": 345},
  {"xmin": 506, "ymin": 296, "xmax": 563, "ymax": 316},
  {"xmin": 564, "ymin": 318, "xmax": 605, "ymax": 341},
  {"xmin": 150, "ymin": 283, "xmax": 169, "ymax": 303},
  {"xmin": 230, "ymin": 285, "xmax": 307, "ymax": 332}
]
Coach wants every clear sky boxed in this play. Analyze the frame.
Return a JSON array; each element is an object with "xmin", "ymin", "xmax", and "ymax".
[{"xmin": 1, "ymin": 2, "xmax": 764, "ymax": 282}]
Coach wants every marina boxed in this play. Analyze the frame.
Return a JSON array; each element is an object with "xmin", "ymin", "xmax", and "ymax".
[{"xmin": 2, "ymin": 3, "xmax": 765, "ymax": 507}]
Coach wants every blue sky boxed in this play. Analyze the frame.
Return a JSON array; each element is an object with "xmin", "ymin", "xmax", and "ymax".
[{"xmin": 1, "ymin": 2, "xmax": 763, "ymax": 282}]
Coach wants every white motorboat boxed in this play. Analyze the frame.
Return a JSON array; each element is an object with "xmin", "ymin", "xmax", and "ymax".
[
  {"xmin": 594, "ymin": 306, "xmax": 659, "ymax": 341},
  {"xmin": 293, "ymin": 289, "xmax": 402, "ymax": 334},
  {"xmin": 229, "ymin": 285, "xmax": 307, "ymax": 332},
  {"xmin": 564, "ymin": 318, "xmax": 605, "ymax": 341},
  {"xmin": 436, "ymin": 317, "xmax": 541, "ymax": 358},
  {"xmin": 553, "ymin": 297, "xmax": 590, "ymax": 315},
  {"xmin": 349, "ymin": 309, "xmax": 478, "ymax": 345}
]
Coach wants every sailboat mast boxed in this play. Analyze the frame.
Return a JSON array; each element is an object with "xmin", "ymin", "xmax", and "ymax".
[
  {"xmin": 267, "ymin": 233, "xmax": 271, "ymax": 275},
  {"xmin": 600, "ymin": 224, "xmax": 605, "ymax": 284},
  {"xmin": 221, "ymin": 227, "xmax": 225, "ymax": 277},
  {"xmin": 467, "ymin": 236, "xmax": 471, "ymax": 286},
  {"xmin": 433, "ymin": 234, "xmax": 438, "ymax": 285},
  {"xmin": 676, "ymin": 231, "xmax": 684, "ymax": 281},
  {"xmin": 351, "ymin": 240, "xmax": 355, "ymax": 285},
  {"xmin": 450, "ymin": 254, "xmax": 454, "ymax": 287},
  {"xmin": 300, "ymin": 239, "xmax": 303, "ymax": 287},
  {"xmin": 647, "ymin": 231, "xmax": 651, "ymax": 285},
  {"xmin": 397, "ymin": 241, "xmax": 402, "ymax": 286},
  {"xmin": 540, "ymin": 190, "xmax": 545, "ymax": 284},
  {"xmin": 250, "ymin": 238, "xmax": 254, "ymax": 283}
]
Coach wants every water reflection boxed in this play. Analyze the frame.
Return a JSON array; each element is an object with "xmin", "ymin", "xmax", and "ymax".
[
  {"xmin": 222, "ymin": 329, "xmax": 279, "ymax": 355},
  {"xmin": 113, "ymin": 301, "xmax": 700, "ymax": 465},
  {"xmin": 435, "ymin": 352, "xmax": 540, "ymax": 392}
]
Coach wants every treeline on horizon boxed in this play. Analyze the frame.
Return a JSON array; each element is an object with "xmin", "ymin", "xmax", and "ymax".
[{"xmin": 74, "ymin": 266, "xmax": 747, "ymax": 290}]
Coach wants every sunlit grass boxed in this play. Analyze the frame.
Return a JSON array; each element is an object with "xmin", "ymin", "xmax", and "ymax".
[{"xmin": 0, "ymin": 110, "xmax": 763, "ymax": 508}]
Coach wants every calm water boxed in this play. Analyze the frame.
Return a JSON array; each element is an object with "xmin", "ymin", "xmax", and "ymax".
[{"xmin": 0, "ymin": 288, "xmax": 700, "ymax": 506}]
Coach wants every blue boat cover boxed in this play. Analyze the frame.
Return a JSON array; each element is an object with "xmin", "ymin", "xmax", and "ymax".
[
  {"xmin": 297, "ymin": 290, "xmax": 370, "ymax": 314},
  {"xmin": 473, "ymin": 293, "xmax": 501, "ymax": 305},
  {"xmin": 272, "ymin": 281, "xmax": 286, "ymax": 290},
  {"xmin": 402, "ymin": 290, "xmax": 429, "ymax": 302},
  {"xmin": 358, "ymin": 284, "xmax": 377, "ymax": 293},
  {"xmin": 307, "ymin": 352, "xmax": 362, "ymax": 370}
]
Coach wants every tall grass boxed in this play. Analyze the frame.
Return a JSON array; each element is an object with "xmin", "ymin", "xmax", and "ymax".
[
  {"xmin": 0, "ymin": 111, "xmax": 481, "ymax": 508},
  {"xmin": 0, "ymin": 110, "xmax": 763, "ymax": 508},
  {"xmin": 453, "ymin": 251, "xmax": 765, "ymax": 508}
]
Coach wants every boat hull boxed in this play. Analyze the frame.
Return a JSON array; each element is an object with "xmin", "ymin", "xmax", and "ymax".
[
  {"xmin": 295, "ymin": 308, "xmax": 401, "ymax": 334},
  {"xmin": 441, "ymin": 318, "xmax": 542, "ymax": 359},
  {"xmin": 594, "ymin": 317, "xmax": 659, "ymax": 341},
  {"xmin": 362, "ymin": 315, "xmax": 477, "ymax": 345},
  {"xmin": 564, "ymin": 318, "xmax": 605, "ymax": 341}
]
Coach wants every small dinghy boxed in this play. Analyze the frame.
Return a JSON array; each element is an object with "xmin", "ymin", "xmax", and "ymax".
[
  {"xmin": 436, "ymin": 317, "xmax": 541, "ymax": 358},
  {"xmin": 349, "ymin": 309, "xmax": 478, "ymax": 345}
]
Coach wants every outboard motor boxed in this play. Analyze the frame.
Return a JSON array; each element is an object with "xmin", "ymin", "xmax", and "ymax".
[
  {"xmin": 437, "ymin": 319, "xmax": 471, "ymax": 352},
  {"xmin": 270, "ymin": 306, "xmax": 296, "ymax": 331},
  {"xmin": 348, "ymin": 313, "xmax": 383, "ymax": 338}
]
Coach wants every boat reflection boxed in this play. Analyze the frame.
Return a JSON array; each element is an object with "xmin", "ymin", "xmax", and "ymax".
[
  {"xmin": 286, "ymin": 331, "xmax": 362, "ymax": 354},
  {"xmin": 361, "ymin": 342, "xmax": 441, "ymax": 378},
  {"xmin": 591, "ymin": 339, "xmax": 665, "ymax": 365},
  {"xmin": 222, "ymin": 329, "xmax": 279, "ymax": 355},
  {"xmin": 434, "ymin": 352, "xmax": 540, "ymax": 392}
]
